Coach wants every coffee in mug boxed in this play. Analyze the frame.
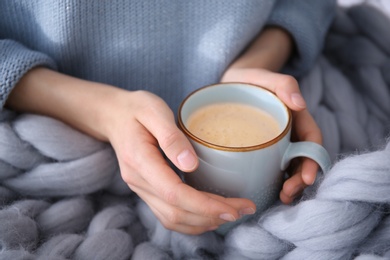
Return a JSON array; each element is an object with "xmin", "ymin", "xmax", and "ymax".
[{"xmin": 187, "ymin": 102, "xmax": 280, "ymax": 147}]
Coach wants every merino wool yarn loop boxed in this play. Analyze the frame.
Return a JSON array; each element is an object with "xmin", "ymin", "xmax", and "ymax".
[{"xmin": 1, "ymin": 3, "xmax": 390, "ymax": 260}]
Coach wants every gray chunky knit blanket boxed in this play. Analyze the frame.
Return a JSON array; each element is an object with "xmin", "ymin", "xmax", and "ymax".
[{"xmin": 1, "ymin": 4, "xmax": 390, "ymax": 260}]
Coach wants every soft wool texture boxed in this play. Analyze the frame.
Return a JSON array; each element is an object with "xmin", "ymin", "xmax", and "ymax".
[{"xmin": 0, "ymin": 3, "xmax": 390, "ymax": 260}]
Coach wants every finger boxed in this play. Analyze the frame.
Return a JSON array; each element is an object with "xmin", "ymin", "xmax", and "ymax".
[
  {"xmin": 124, "ymin": 160, "xmax": 227, "ymax": 233},
  {"xmin": 130, "ymin": 165, "xmax": 256, "ymax": 227},
  {"xmin": 280, "ymin": 157, "xmax": 319, "ymax": 204},
  {"xmin": 135, "ymin": 95, "xmax": 198, "ymax": 172},
  {"xmin": 280, "ymin": 110, "xmax": 319, "ymax": 188},
  {"xmin": 135, "ymin": 186, "xmax": 227, "ymax": 228},
  {"xmin": 280, "ymin": 190, "xmax": 298, "ymax": 205},
  {"xmin": 223, "ymin": 68, "xmax": 306, "ymax": 111},
  {"xmin": 147, "ymin": 204, "xmax": 219, "ymax": 235},
  {"xmin": 281, "ymin": 166, "xmax": 306, "ymax": 204},
  {"xmin": 151, "ymin": 172, "xmax": 251, "ymax": 223},
  {"xmin": 144, "ymin": 190, "xmax": 256, "ymax": 234},
  {"xmin": 134, "ymin": 141, "xmax": 255, "ymax": 222},
  {"xmin": 300, "ymin": 158, "xmax": 319, "ymax": 185},
  {"xmin": 124, "ymin": 147, "xmax": 256, "ymax": 228},
  {"xmin": 280, "ymin": 110, "xmax": 323, "ymax": 204},
  {"xmin": 117, "ymin": 141, "xmax": 224, "ymax": 232},
  {"xmin": 153, "ymin": 215, "xmax": 219, "ymax": 235},
  {"xmin": 293, "ymin": 109, "xmax": 322, "ymax": 178},
  {"xmin": 206, "ymin": 192, "xmax": 256, "ymax": 216},
  {"xmin": 122, "ymin": 160, "xmax": 225, "ymax": 229},
  {"xmin": 119, "ymin": 158, "xmax": 217, "ymax": 233},
  {"xmin": 292, "ymin": 109, "xmax": 322, "ymax": 143}
]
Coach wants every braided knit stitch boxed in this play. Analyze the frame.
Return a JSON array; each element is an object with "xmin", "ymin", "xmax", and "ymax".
[{"xmin": 0, "ymin": 3, "xmax": 389, "ymax": 259}]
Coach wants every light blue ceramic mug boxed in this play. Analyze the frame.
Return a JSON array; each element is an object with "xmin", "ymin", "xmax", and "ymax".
[{"xmin": 178, "ymin": 83, "xmax": 331, "ymax": 234}]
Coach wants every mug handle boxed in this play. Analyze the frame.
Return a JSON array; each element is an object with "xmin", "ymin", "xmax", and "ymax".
[{"xmin": 280, "ymin": 141, "xmax": 331, "ymax": 172}]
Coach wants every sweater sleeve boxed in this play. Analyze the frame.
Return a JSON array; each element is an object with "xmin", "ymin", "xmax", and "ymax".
[
  {"xmin": 267, "ymin": 0, "xmax": 337, "ymax": 77},
  {"xmin": 0, "ymin": 39, "xmax": 57, "ymax": 110}
]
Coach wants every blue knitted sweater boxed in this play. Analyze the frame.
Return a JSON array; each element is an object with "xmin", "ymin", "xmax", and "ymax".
[{"xmin": 0, "ymin": 0, "xmax": 336, "ymax": 113}]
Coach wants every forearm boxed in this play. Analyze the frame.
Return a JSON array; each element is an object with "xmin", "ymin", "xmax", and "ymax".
[
  {"xmin": 5, "ymin": 67, "xmax": 124, "ymax": 141},
  {"xmin": 227, "ymin": 26, "xmax": 294, "ymax": 72},
  {"xmin": 266, "ymin": 0, "xmax": 336, "ymax": 76}
]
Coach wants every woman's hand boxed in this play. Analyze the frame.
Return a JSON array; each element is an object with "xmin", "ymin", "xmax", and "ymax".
[
  {"xmin": 104, "ymin": 90, "xmax": 256, "ymax": 234},
  {"xmin": 221, "ymin": 67, "xmax": 322, "ymax": 204},
  {"xmin": 6, "ymin": 67, "xmax": 256, "ymax": 235},
  {"xmin": 221, "ymin": 26, "xmax": 322, "ymax": 204}
]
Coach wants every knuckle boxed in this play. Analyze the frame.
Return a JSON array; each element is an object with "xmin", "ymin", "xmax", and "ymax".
[
  {"xmin": 120, "ymin": 149, "xmax": 136, "ymax": 168},
  {"xmin": 158, "ymin": 130, "xmax": 182, "ymax": 151},
  {"xmin": 159, "ymin": 218, "xmax": 174, "ymax": 230},
  {"xmin": 162, "ymin": 186, "xmax": 179, "ymax": 206},
  {"xmin": 116, "ymin": 150, "xmax": 144, "ymax": 186},
  {"xmin": 120, "ymin": 151, "xmax": 143, "ymax": 178},
  {"xmin": 198, "ymin": 197, "xmax": 214, "ymax": 217},
  {"xmin": 139, "ymin": 93, "xmax": 167, "ymax": 113},
  {"xmin": 161, "ymin": 223, "xmax": 174, "ymax": 231},
  {"xmin": 135, "ymin": 92, "xmax": 168, "ymax": 118},
  {"xmin": 120, "ymin": 172, "xmax": 132, "ymax": 186},
  {"xmin": 279, "ymin": 74, "xmax": 299, "ymax": 90},
  {"xmin": 118, "ymin": 165, "xmax": 137, "ymax": 187},
  {"xmin": 120, "ymin": 171, "xmax": 138, "ymax": 188},
  {"xmin": 133, "ymin": 90, "xmax": 157, "ymax": 102},
  {"xmin": 164, "ymin": 208, "xmax": 182, "ymax": 225}
]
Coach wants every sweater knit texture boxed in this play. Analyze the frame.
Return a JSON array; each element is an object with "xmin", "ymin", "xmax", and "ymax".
[{"xmin": 0, "ymin": 0, "xmax": 336, "ymax": 112}]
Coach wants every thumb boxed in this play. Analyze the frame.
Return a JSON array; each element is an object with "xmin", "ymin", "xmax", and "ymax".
[
  {"xmin": 157, "ymin": 126, "xmax": 199, "ymax": 172},
  {"xmin": 136, "ymin": 97, "xmax": 198, "ymax": 172}
]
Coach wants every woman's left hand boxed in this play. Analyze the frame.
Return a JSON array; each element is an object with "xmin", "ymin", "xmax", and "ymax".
[{"xmin": 221, "ymin": 67, "xmax": 322, "ymax": 204}]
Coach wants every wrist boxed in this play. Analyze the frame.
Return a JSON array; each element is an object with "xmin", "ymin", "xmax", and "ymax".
[
  {"xmin": 93, "ymin": 87, "xmax": 135, "ymax": 143},
  {"xmin": 6, "ymin": 67, "xmax": 122, "ymax": 142},
  {"xmin": 227, "ymin": 26, "xmax": 294, "ymax": 72}
]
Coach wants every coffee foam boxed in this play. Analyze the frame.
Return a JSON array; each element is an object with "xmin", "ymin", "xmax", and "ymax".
[{"xmin": 187, "ymin": 102, "xmax": 280, "ymax": 147}]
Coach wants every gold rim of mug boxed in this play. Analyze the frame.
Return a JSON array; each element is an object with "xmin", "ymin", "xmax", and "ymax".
[{"xmin": 178, "ymin": 82, "xmax": 293, "ymax": 152}]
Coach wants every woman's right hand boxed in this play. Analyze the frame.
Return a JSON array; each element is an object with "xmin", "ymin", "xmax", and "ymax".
[
  {"xmin": 102, "ymin": 90, "xmax": 256, "ymax": 234},
  {"xmin": 6, "ymin": 67, "xmax": 256, "ymax": 234}
]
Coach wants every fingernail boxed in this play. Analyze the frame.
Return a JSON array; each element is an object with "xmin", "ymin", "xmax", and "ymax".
[
  {"xmin": 239, "ymin": 207, "xmax": 255, "ymax": 216},
  {"xmin": 177, "ymin": 150, "xmax": 197, "ymax": 171},
  {"xmin": 219, "ymin": 213, "xmax": 236, "ymax": 222},
  {"xmin": 291, "ymin": 93, "xmax": 306, "ymax": 108}
]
